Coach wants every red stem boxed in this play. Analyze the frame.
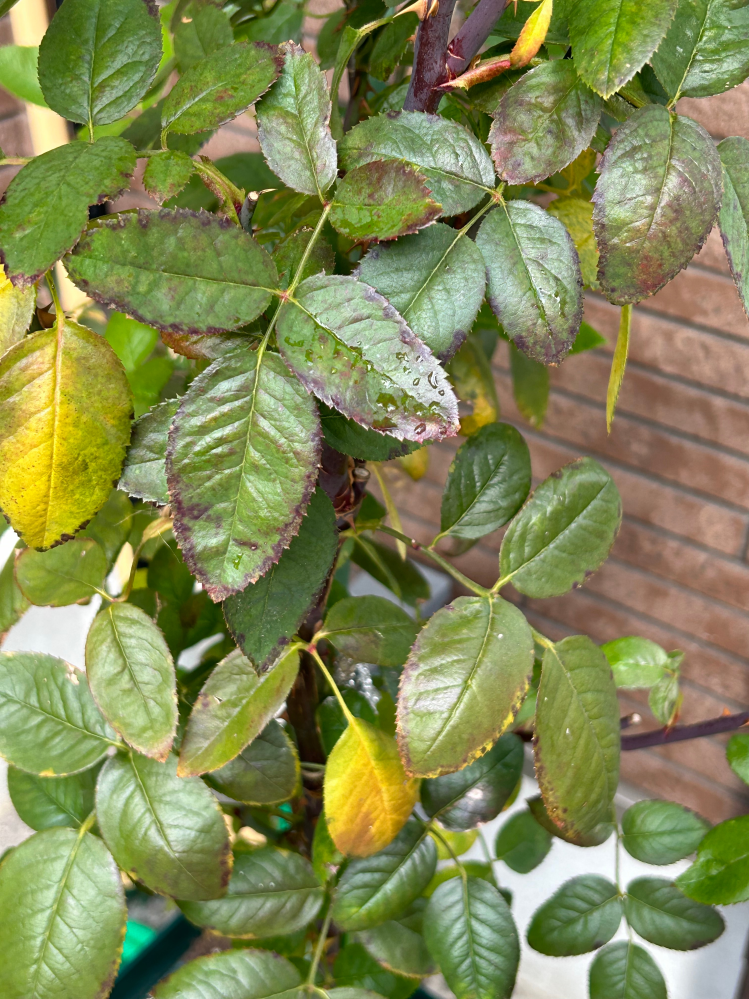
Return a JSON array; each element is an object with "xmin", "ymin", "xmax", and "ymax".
[
  {"xmin": 445, "ymin": 0, "xmax": 510, "ymax": 76},
  {"xmin": 621, "ymin": 712, "xmax": 749, "ymax": 751},
  {"xmin": 404, "ymin": 0, "xmax": 459, "ymax": 112}
]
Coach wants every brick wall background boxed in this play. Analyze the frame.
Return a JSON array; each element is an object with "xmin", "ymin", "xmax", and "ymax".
[{"xmin": 0, "ymin": 6, "xmax": 747, "ymax": 823}]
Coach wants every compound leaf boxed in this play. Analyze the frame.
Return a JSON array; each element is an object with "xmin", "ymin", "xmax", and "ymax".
[
  {"xmin": 589, "ymin": 941, "xmax": 667, "ymax": 999},
  {"xmin": 623, "ymin": 877, "xmax": 724, "ymax": 950},
  {"xmin": 621, "ymin": 800, "xmax": 710, "ymax": 865},
  {"xmin": 676, "ymin": 815, "xmax": 749, "ymax": 905},
  {"xmin": 527, "ymin": 875, "xmax": 622, "ymax": 956}
]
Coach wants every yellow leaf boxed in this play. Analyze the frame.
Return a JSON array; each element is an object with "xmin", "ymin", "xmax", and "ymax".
[
  {"xmin": 430, "ymin": 826, "xmax": 478, "ymax": 860},
  {"xmin": 510, "ymin": 0, "xmax": 553, "ymax": 67},
  {"xmin": 606, "ymin": 304, "xmax": 632, "ymax": 433},
  {"xmin": 324, "ymin": 716, "xmax": 419, "ymax": 857},
  {"xmin": 0, "ymin": 271, "xmax": 35, "ymax": 357},
  {"xmin": 446, "ymin": 335, "xmax": 499, "ymax": 436},
  {"xmin": 547, "ymin": 197, "xmax": 600, "ymax": 289},
  {"xmin": 397, "ymin": 446, "xmax": 429, "ymax": 481},
  {"xmin": 0, "ymin": 319, "xmax": 132, "ymax": 549}
]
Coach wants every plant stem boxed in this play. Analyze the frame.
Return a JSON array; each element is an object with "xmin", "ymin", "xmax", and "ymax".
[
  {"xmin": 445, "ymin": 0, "xmax": 510, "ymax": 76},
  {"xmin": 404, "ymin": 0, "xmax": 459, "ymax": 112},
  {"xmin": 621, "ymin": 711, "xmax": 749, "ymax": 751},
  {"xmin": 307, "ymin": 905, "xmax": 333, "ymax": 985},
  {"xmin": 46, "ymin": 270, "xmax": 64, "ymax": 333},
  {"xmin": 0, "ymin": 157, "xmax": 31, "ymax": 166},
  {"xmin": 371, "ymin": 464, "xmax": 406, "ymax": 560},
  {"xmin": 376, "ymin": 524, "xmax": 492, "ymax": 598},
  {"xmin": 309, "ymin": 647, "xmax": 356, "ymax": 726},
  {"xmin": 428, "ymin": 821, "xmax": 467, "ymax": 883}
]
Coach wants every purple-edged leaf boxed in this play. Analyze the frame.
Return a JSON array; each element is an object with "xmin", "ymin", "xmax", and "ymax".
[
  {"xmin": 66, "ymin": 209, "xmax": 278, "ymax": 335},
  {"xmin": 276, "ymin": 274, "xmax": 459, "ymax": 443},
  {"xmin": 162, "ymin": 41, "xmax": 282, "ymax": 135},
  {"xmin": 593, "ymin": 105, "xmax": 722, "ymax": 305},
  {"xmin": 476, "ymin": 202, "xmax": 583, "ymax": 364},
  {"xmin": 718, "ymin": 136, "xmax": 749, "ymax": 318},
  {"xmin": 0, "ymin": 137, "xmax": 135, "ymax": 287},
  {"xmin": 143, "ymin": 149, "xmax": 196, "ymax": 204},
  {"xmin": 119, "ymin": 399, "xmax": 179, "ymax": 505},
  {"xmin": 490, "ymin": 61, "xmax": 602, "ymax": 185},
  {"xmin": 168, "ymin": 348, "xmax": 320, "ymax": 601},
  {"xmin": 257, "ymin": 41, "xmax": 337, "ymax": 198},
  {"xmin": 330, "ymin": 161, "xmax": 441, "ymax": 241}
]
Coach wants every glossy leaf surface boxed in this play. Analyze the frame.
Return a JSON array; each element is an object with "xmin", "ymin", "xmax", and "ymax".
[
  {"xmin": 15, "ymin": 539, "xmax": 108, "ymax": 605},
  {"xmin": 601, "ymin": 636, "xmax": 669, "ymax": 689},
  {"xmin": 718, "ymin": 136, "xmax": 749, "ymax": 318},
  {"xmin": 333, "ymin": 943, "xmax": 416, "ymax": 999},
  {"xmin": 727, "ymin": 732, "xmax": 749, "ymax": 784},
  {"xmin": 321, "ymin": 596, "xmax": 419, "ymax": 668},
  {"xmin": 676, "ymin": 815, "xmax": 749, "ymax": 904},
  {"xmin": 354, "ymin": 918, "xmax": 434, "ymax": 979},
  {"xmin": 621, "ymin": 800, "xmax": 709, "ymax": 865},
  {"xmin": 527, "ymin": 875, "xmax": 622, "ymax": 956},
  {"xmin": 7, "ymin": 765, "xmax": 98, "ymax": 830},
  {"xmin": 494, "ymin": 809, "xmax": 552, "ymax": 873},
  {"xmin": 624, "ymin": 877, "xmax": 724, "ymax": 950},
  {"xmin": 119, "ymin": 399, "xmax": 179, "ymax": 504},
  {"xmin": 206, "ymin": 719, "xmax": 299, "ymax": 804},
  {"xmin": 330, "ymin": 161, "xmax": 441, "ymax": 241},
  {"xmin": 589, "ymin": 941, "xmax": 667, "ymax": 999},
  {"xmin": 152, "ymin": 948, "xmax": 303, "ymax": 999}
]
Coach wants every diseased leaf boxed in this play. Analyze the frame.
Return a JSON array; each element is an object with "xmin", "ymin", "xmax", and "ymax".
[
  {"xmin": 7, "ymin": 765, "xmax": 98, "ymax": 830},
  {"xmin": 96, "ymin": 750, "xmax": 232, "ymax": 900},
  {"xmin": 490, "ymin": 61, "xmax": 601, "ymax": 185},
  {"xmin": 274, "ymin": 228, "xmax": 335, "ymax": 288},
  {"xmin": 0, "ymin": 827, "xmax": 125, "ymax": 999},
  {"xmin": 0, "ymin": 271, "xmax": 35, "ymax": 356},
  {"xmin": 397, "ymin": 596, "xmax": 534, "ymax": 778},
  {"xmin": 357, "ymin": 224, "xmax": 486, "ymax": 361},
  {"xmin": 178, "ymin": 647, "xmax": 300, "ymax": 776},
  {"xmin": 601, "ymin": 636, "xmax": 669, "ymax": 689},
  {"xmin": 593, "ymin": 105, "xmax": 722, "ymax": 305},
  {"xmin": 38, "ymin": 0, "xmax": 162, "ymax": 126},
  {"xmin": 325, "ymin": 715, "xmax": 419, "ymax": 857},
  {"xmin": 0, "ymin": 137, "xmax": 135, "ymax": 286},
  {"xmin": 277, "ymin": 274, "xmax": 459, "ymax": 443},
  {"xmin": 621, "ymin": 800, "xmax": 709, "ymax": 865},
  {"xmin": 439, "ymin": 422, "xmax": 531, "ymax": 541},
  {"xmin": 152, "ymin": 947, "xmax": 303, "ymax": 999},
  {"xmin": 331, "ymin": 161, "xmax": 441, "ymax": 241},
  {"xmin": 510, "ymin": 0, "xmax": 553, "ymax": 67},
  {"xmin": 224, "ymin": 489, "xmax": 337, "ymax": 668},
  {"xmin": 332, "ymin": 819, "xmax": 437, "ymax": 930},
  {"xmin": 534, "ymin": 636, "xmax": 620, "ymax": 844},
  {"xmin": 168, "ymin": 348, "xmax": 320, "ymax": 600},
  {"xmin": 321, "ymin": 596, "xmax": 419, "ymax": 668},
  {"xmin": 606, "ymin": 303, "xmax": 632, "ymax": 431},
  {"xmin": 0, "ymin": 319, "xmax": 132, "ymax": 549},
  {"xmin": 420, "ymin": 734, "xmax": 523, "ymax": 831},
  {"xmin": 476, "ymin": 202, "xmax": 583, "ymax": 365},
  {"xmin": 173, "ymin": 0, "xmax": 233, "ymax": 73},
  {"xmin": 85, "ymin": 602, "xmax": 177, "ymax": 760},
  {"xmin": 652, "ymin": 0, "xmax": 749, "ymax": 100},
  {"xmin": 676, "ymin": 815, "xmax": 749, "ymax": 904},
  {"xmin": 0, "ymin": 651, "xmax": 116, "ymax": 776},
  {"xmin": 527, "ymin": 875, "xmax": 622, "ymax": 956},
  {"xmin": 446, "ymin": 333, "xmax": 499, "ymax": 436},
  {"xmin": 257, "ymin": 41, "xmax": 337, "ymax": 197},
  {"xmin": 338, "ymin": 111, "xmax": 496, "ymax": 217},
  {"xmin": 206, "ymin": 718, "xmax": 299, "ymax": 804},
  {"xmin": 319, "ymin": 403, "xmax": 420, "ymax": 461},
  {"xmin": 144, "ymin": 150, "xmax": 196, "ymax": 204},
  {"xmin": 119, "ymin": 399, "xmax": 179, "ymax": 504},
  {"xmin": 162, "ymin": 41, "xmax": 282, "ymax": 135},
  {"xmin": 718, "ymin": 136, "xmax": 749, "ymax": 318},
  {"xmin": 15, "ymin": 539, "xmax": 108, "ymax": 605},
  {"xmin": 494, "ymin": 809, "xmax": 552, "ymax": 873},
  {"xmin": 510, "ymin": 344, "xmax": 549, "ymax": 428},
  {"xmin": 568, "ymin": 0, "xmax": 678, "ymax": 99},
  {"xmin": 727, "ymin": 732, "xmax": 749, "ymax": 784},
  {"xmin": 493, "ymin": 1, "xmax": 569, "ymax": 44},
  {"xmin": 423, "ymin": 877, "xmax": 519, "ymax": 999},
  {"xmin": 66, "ymin": 209, "xmax": 278, "ymax": 335},
  {"xmin": 624, "ymin": 877, "xmax": 724, "ymax": 950},
  {"xmin": 370, "ymin": 14, "xmax": 419, "ymax": 81},
  {"xmin": 589, "ymin": 941, "xmax": 667, "ymax": 999},
  {"xmin": 499, "ymin": 457, "xmax": 621, "ymax": 597},
  {"xmin": 179, "ymin": 846, "xmax": 324, "ymax": 937},
  {"xmin": 547, "ymin": 197, "xmax": 600, "ymax": 289}
]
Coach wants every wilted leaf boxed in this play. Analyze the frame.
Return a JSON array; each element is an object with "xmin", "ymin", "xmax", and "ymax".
[
  {"xmin": 321, "ymin": 596, "xmax": 419, "ymax": 667},
  {"xmin": 527, "ymin": 875, "xmax": 622, "ymax": 955},
  {"xmin": 15, "ymin": 539, "xmax": 108, "ymax": 605},
  {"xmin": 119, "ymin": 398, "xmax": 179, "ymax": 504},
  {"xmin": 206, "ymin": 718, "xmax": 299, "ymax": 804},
  {"xmin": 331, "ymin": 161, "xmax": 441, "ymax": 241},
  {"xmin": 624, "ymin": 877, "xmax": 724, "ymax": 950},
  {"xmin": 606, "ymin": 303, "xmax": 632, "ymax": 431},
  {"xmin": 510, "ymin": 0, "xmax": 553, "ymax": 66}
]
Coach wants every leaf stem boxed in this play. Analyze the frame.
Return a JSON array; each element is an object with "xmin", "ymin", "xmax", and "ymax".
[
  {"xmin": 45, "ymin": 270, "xmax": 64, "ymax": 334},
  {"xmin": 0, "ymin": 157, "xmax": 31, "ymax": 166},
  {"xmin": 309, "ymin": 646, "xmax": 356, "ymax": 726},
  {"xmin": 428, "ymin": 820, "xmax": 467, "ymax": 883},
  {"xmin": 307, "ymin": 903, "xmax": 333, "ymax": 985},
  {"xmin": 371, "ymin": 464, "xmax": 406, "ymax": 560},
  {"xmin": 79, "ymin": 810, "xmax": 97, "ymax": 835},
  {"xmin": 376, "ymin": 525, "xmax": 492, "ymax": 598},
  {"xmin": 193, "ymin": 158, "xmax": 243, "ymax": 225},
  {"xmin": 530, "ymin": 626, "xmax": 555, "ymax": 651}
]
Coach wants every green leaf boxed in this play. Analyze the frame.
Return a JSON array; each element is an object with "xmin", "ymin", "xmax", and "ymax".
[
  {"xmin": 420, "ymin": 734, "xmax": 523, "ymax": 831},
  {"xmin": 570, "ymin": 319, "xmax": 606, "ymax": 354},
  {"xmin": 624, "ymin": 877, "xmax": 724, "ymax": 950},
  {"xmin": 493, "ymin": 0, "xmax": 569, "ymax": 43},
  {"xmin": 321, "ymin": 596, "xmax": 418, "ymax": 668},
  {"xmin": 0, "ymin": 45, "xmax": 46, "ymax": 107},
  {"xmin": 6, "ymin": 765, "xmax": 98, "ymax": 830},
  {"xmin": 173, "ymin": 0, "xmax": 233, "ymax": 73},
  {"xmin": 593, "ymin": 106, "xmax": 722, "ymax": 305},
  {"xmin": 601, "ymin": 636, "xmax": 669, "ymax": 689},
  {"xmin": 313, "ymin": 811, "xmax": 344, "ymax": 885},
  {"xmin": 0, "ymin": 320, "xmax": 132, "ymax": 550},
  {"xmin": 397, "ymin": 595, "xmax": 533, "ymax": 777},
  {"xmin": 676, "ymin": 815, "xmax": 749, "ymax": 904},
  {"xmin": 718, "ymin": 136, "xmax": 749, "ymax": 318},
  {"xmin": 14, "ymin": 538, "xmax": 108, "ymax": 605},
  {"xmin": 354, "ymin": 917, "xmax": 435, "ymax": 979},
  {"xmin": 651, "ymin": 0, "xmax": 749, "ymax": 100},
  {"xmin": 38, "ymin": 0, "xmax": 162, "ymax": 126},
  {"xmin": 223, "ymin": 488, "xmax": 338, "ymax": 669},
  {"xmin": 350, "ymin": 538, "xmax": 429, "ymax": 607},
  {"xmin": 318, "ymin": 690, "xmax": 378, "ymax": 757},
  {"xmin": 621, "ymin": 800, "xmax": 709, "ymax": 865},
  {"xmin": 0, "ymin": 271, "xmax": 35, "ymax": 357},
  {"xmin": 476, "ymin": 202, "xmax": 582, "ymax": 365},
  {"xmin": 0, "ymin": 651, "xmax": 116, "ymax": 775},
  {"xmin": 81, "ymin": 488, "xmax": 132, "ymax": 565},
  {"xmin": 357, "ymin": 223, "xmax": 486, "ymax": 361},
  {"xmin": 96, "ymin": 750, "xmax": 232, "ymax": 900},
  {"xmin": 168, "ymin": 348, "xmax": 320, "ymax": 600},
  {"xmin": 727, "ymin": 732, "xmax": 749, "ymax": 784},
  {"xmin": 648, "ymin": 672, "xmax": 681, "ymax": 726},
  {"xmin": 510, "ymin": 344, "xmax": 549, "ymax": 428},
  {"xmin": 334, "ymin": 943, "xmax": 417, "ymax": 999},
  {"xmin": 178, "ymin": 647, "xmax": 300, "ymax": 776},
  {"xmin": 568, "ymin": 0, "xmax": 678, "ymax": 99},
  {"xmin": 85, "ymin": 602, "xmax": 177, "ymax": 760},
  {"xmin": 330, "ymin": 161, "xmax": 441, "ymax": 241},
  {"xmin": 206, "ymin": 718, "xmax": 299, "ymax": 804},
  {"xmin": 499, "ymin": 457, "xmax": 621, "ymax": 597},
  {"xmin": 144, "ymin": 150, "xmax": 196, "ymax": 204},
  {"xmin": 490, "ymin": 61, "xmax": 601, "ymax": 185},
  {"xmin": 180, "ymin": 846, "xmax": 323, "ymax": 937},
  {"xmin": 0, "ymin": 827, "xmax": 125, "ymax": 999},
  {"xmin": 332, "ymin": 819, "xmax": 437, "ymax": 930},
  {"xmin": 152, "ymin": 948, "xmax": 303, "ymax": 999},
  {"xmin": 277, "ymin": 274, "xmax": 458, "ymax": 443},
  {"xmin": 162, "ymin": 41, "xmax": 282, "ymax": 135},
  {"xmin": 527, "ymin": 875, "xmax": 622, "ymax": 956},
  {"xmin": 0, "ymin": 550, "xmax": 29, "ymax": 640},
  {"xmin": 494, "ymin": 809, "xmax": 552, "ymax": 873},
  {"xmin": 547, "ymin": 197, "xmax": 600, "ymax": 290},
  {"xmin": 66, "ymin": 209, "xmax": 278, "ymax": 335},
  {"xmin": 0, "ymin": 137, "xmax": 135, "ymax": 286},
  {"xmin": 338, "ymin": 111, "xmax": 496, "ymax": 217},
  {"xmin": 534, "ymin": 636, "xmax": 620, "ymax": 844},
  {"xmin": 423, "ymin": 877, "xmax": 519, "ymax": 999},
  {"xmin": 370, "ymin": 14, "xmax": 419, "ymax": 81},
  {"xmin": 239, "ymin": 0, "xmax": 304, "ymax": 45},
  {"xmin": 274, "ymin": 228, "xmax": 335, "ymax": 288},
  {"xmin": 589, "ymin": 941, "xmax": 667, "ymax": 999},
  {"xmin": 257, "ymin": 41, "xmax": 337, "ymax": 198},
  {"xmin": 439, "ymin": 422, "xmax": 531, "ymax": 542},
  {"xmin": 119, "ymin": 399, "xmax": 179, "ymax": 504},
  {"xmin": 319, "ymin": 403, "xmax": 419, "ymax": 461},
  {"xmin": 424, "ymin": 860, "xmax": 494, "ymax": 895},
  {"xmin": 446, "ymin": 332, "xmax": 499, "ymax": 436}
]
